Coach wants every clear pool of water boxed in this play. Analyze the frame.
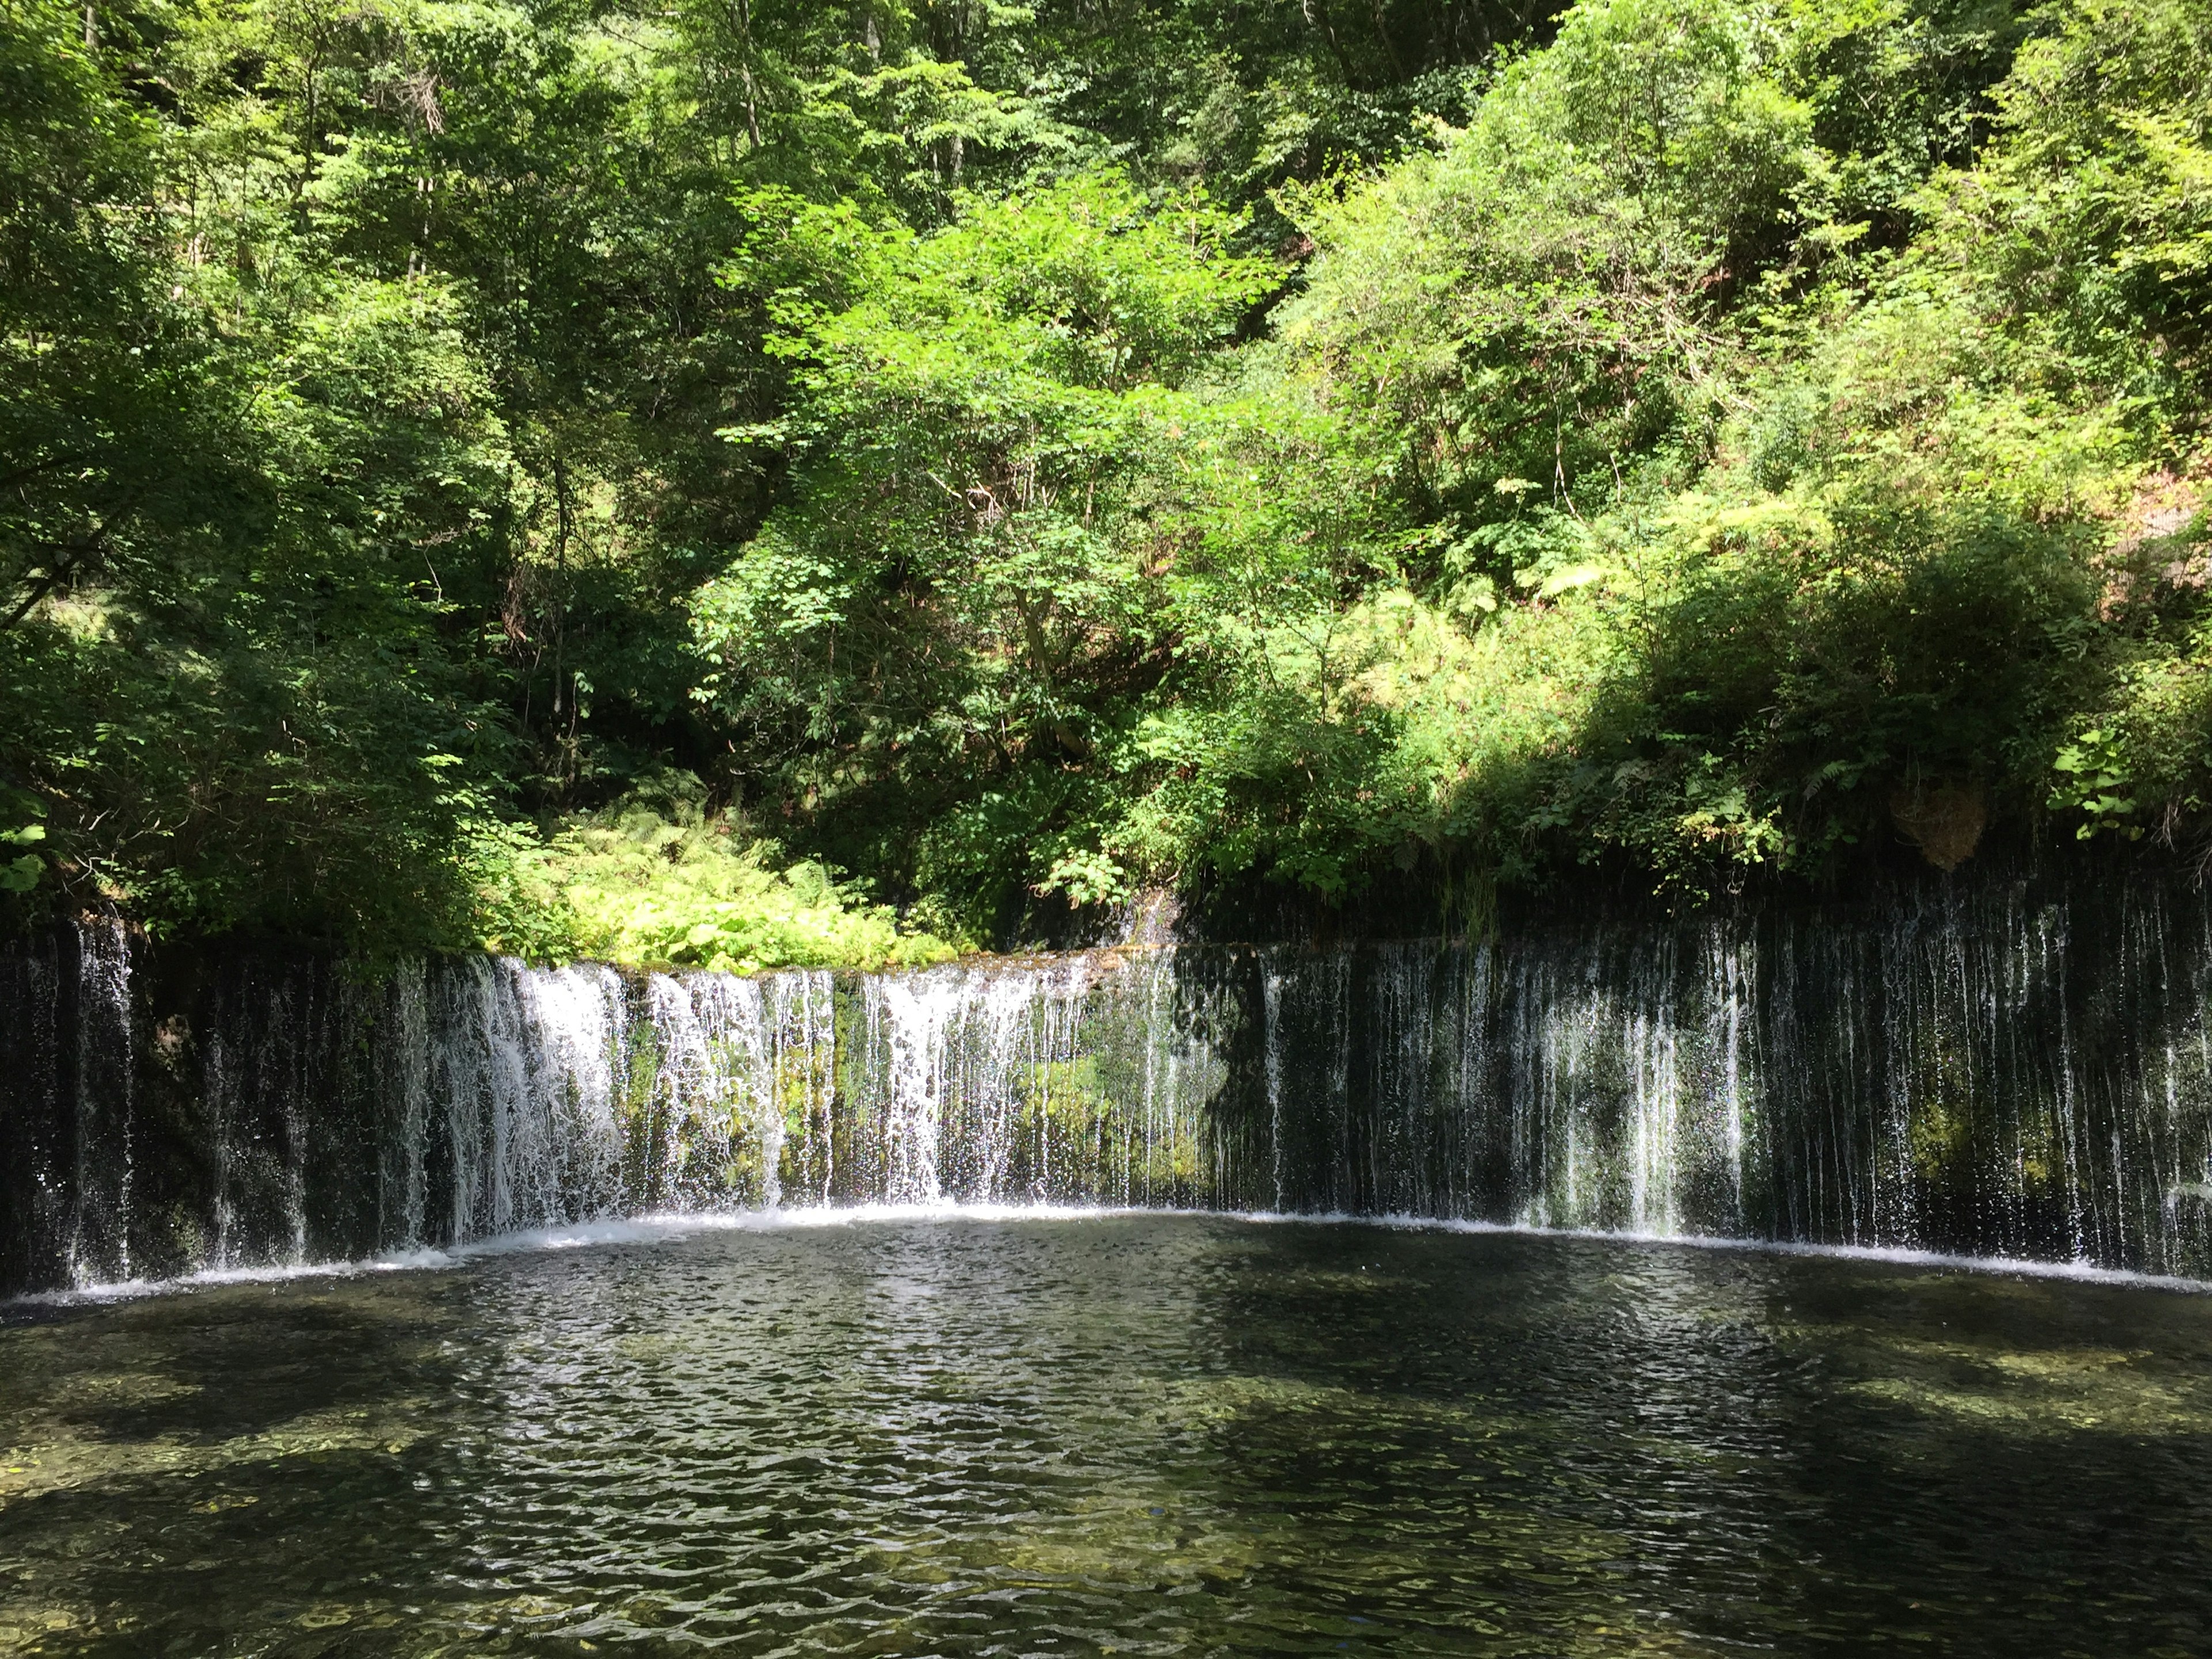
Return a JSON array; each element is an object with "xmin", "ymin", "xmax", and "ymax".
[{"xmin": 4, "ymin": 1213, "xmax": 2211, "ymax": 1656}]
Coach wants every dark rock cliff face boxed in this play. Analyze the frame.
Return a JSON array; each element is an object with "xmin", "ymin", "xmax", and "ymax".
[{"xmin": 7, "ymin": 844, "xmax": 2212, "ymax": 1296}]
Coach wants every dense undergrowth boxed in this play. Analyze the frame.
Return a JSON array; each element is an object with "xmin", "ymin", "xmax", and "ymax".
[
  {"xmin": 471, "ymin": 778, "xmax": 965, "ymax": 971},
  {"xmin": 3, "ymin": 0, "xmax": 2210, "ymax": 964}
]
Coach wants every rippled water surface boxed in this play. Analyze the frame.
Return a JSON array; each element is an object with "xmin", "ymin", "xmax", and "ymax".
[{"xmin": 6, "ymin": 1215, "xmax": 2212, "ymax": 1656}]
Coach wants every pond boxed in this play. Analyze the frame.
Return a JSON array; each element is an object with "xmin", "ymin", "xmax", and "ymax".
[{"xmin": 3, "ymin": 1214, "xmax": 2210, "ymax": 1656}]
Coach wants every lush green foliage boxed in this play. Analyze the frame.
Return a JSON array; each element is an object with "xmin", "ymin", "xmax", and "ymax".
[
  {"xmin": 472, "ymin": 778, "xmax": 964, "ymax": 971},
  {"xmin": 4, "ymin": 0, "xmax": 2210, "ymax": 957}
]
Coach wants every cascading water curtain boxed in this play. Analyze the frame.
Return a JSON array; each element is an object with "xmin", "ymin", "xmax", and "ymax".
[{"xmin": 11, "ymin": 858, "xmax": 2212, "ymax": 1294}]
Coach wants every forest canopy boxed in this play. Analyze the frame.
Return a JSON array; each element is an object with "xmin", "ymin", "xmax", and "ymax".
[{"xmin": 3, "ymin": 0, "xmax": 2209, "ymax": 961}]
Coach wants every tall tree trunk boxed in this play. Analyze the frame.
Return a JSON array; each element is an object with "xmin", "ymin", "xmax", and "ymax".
[
  {"xmin": 1304, "ymin": 0, "xmax": 1357, "ymax": 86},
  {"xmin": 1366, "ymin": 0, "xmax": 1405, "ymax": 78}
]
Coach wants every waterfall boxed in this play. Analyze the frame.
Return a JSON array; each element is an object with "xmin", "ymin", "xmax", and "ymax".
[
  {"xmin": 10, "ymin": 857, "xmax": 2212, "ymax": 1293},
  {"xmin": 842, "ymin": 953, "xmax": 1214, "ymax": 1206},
  {"xmin": 642, "ymin": 968, "xmax": 834, "ymax": 1209},
  {"xmin": 66, "ymin": 920, "xmax": 134, "ymax": 1286},
  {"xmin": 427, "ymin": 957, "xmax": 629, "ymax": 1239}
]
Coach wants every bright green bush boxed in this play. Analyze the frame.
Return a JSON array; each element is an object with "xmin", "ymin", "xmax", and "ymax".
[{"xmin": 473, "ymin": 788, "xmax": 967, "ymax": 972}]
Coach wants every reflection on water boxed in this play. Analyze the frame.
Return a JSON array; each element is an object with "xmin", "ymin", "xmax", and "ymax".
[{"xmin": 3, "ymin": 1216, "xmax": 2211, "ymax": 1656}]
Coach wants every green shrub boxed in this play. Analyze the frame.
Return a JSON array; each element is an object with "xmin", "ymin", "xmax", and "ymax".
[{"xmin": 474, "ymin": 789, "xmax": 968, "ymax": 972}]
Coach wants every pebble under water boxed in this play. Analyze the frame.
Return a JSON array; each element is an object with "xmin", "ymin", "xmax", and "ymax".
[{"xmin": 3, "ymin": 1215, "xmax": 2212, "ymax": 1656}]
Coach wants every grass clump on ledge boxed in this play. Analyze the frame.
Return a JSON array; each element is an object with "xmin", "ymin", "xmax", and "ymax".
[{"xmin": 473, "ymin": 789, "xmax": 967, "ymax": 974}]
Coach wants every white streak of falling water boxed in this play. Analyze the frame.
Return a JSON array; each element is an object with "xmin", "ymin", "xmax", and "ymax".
[
  {"xmin": 1627, "ymin": 1010, "xmax": 1669, "ymax": 1236},
  {"xmin": 1136, "ymin": 959, "xmax": 1162, "ymax": 1203},
  {"xmin": 768, "ymin": 969, "xmax": 836, "ymax": 1204},
  {"xmin": 689, "ymin": 974, "xmax": 777, "ymax": 1205},
  {"xmin": 647, "ymin": 971, "xmax": 722, "ymax": 1208},
  {"xmin": 525, "ymin": 963, "xmax": 628, "ymax": 1218},
  {"xmin": 1261, "ymin": 952, "xmax": 1286, "ymax": 1211},
  {"xmin": 1544, "ymin": 969, "xmax": 1598, "ymax": 1230},
  {"xmin": 872, "ymin": 971, "xmax": 959, "ymax": 1203},
  {"xmin": 1130, "ymin": 947, "xmax": 1220, "ymax": 1209},
  {"xmin": 70, "ymin": 919, "xmax": 132, "ymax": 1289},
  {"xmin": 1029, "ymin": 957, "xmax": 1099, "ymax": 1199},
  {"xmin": 283, "ymin": 974, "xmax": 308, "ymax": 1266},
  {"xmin": 1718, "ymin": 937, "xmax": 1748, "ymax": 1219},
  {"xmin": 974, "ymin": 971, "xmax": 1039, "ymax": 1198},
  {"xmin": 205, "ymin": 1012, "xmax": 234, "ymax": 1272},
  {"xmin": 380, "ymin": 961, "xmax": 431, "ymax": 1247},
  {"xmin": 1369, "ymin": 946, "xmax": 1422, "ymax": 1214},
  {"xmin": 479, "ymin": 960, "xmax": 536, "ymax": 1232},
  {"xmin": 433, "ymin": 958, "xmax": 493, "ymax": 1240}
]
